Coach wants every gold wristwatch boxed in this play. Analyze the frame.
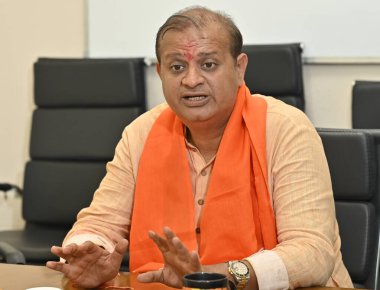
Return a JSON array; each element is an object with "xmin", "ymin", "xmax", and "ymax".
[{"xmin": 228, "ymin": 260, "xmax": 250, "ymax": 290}]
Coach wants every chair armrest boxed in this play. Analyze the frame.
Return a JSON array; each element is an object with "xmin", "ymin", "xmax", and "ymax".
[
  {"xmin": 0, "ymin": 242, "xmax": 26, "ymax": 264},
  {"xmin": 0, "ymin": 183, "xmax": 22, "ymax": 197}
]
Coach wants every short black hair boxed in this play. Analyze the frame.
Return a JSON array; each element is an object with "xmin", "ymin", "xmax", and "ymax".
[{"xmin": 155, "ymin": 6, "xmax": 243, "ymax": 62}]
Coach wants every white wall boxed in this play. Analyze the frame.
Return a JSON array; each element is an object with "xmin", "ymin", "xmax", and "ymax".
[
  {"xmin": 0, "ymin": 0, "xmax": 86, "ymax": 230},
  {"xmin": 88, "ymin": 0, "xmax": 380, "ymax": 58},
  {"xmin": 304, "ymin": 64, "xmax": 380, "ymax": 128}
]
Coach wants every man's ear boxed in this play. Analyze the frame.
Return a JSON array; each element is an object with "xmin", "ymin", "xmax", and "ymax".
[
  {"xmin": 236, "ymin": 53, "xmax": 248, "ymax": 86},
  {"xmin": 156, "ymin": 63, "xmax": 162, "ymax": 78}
]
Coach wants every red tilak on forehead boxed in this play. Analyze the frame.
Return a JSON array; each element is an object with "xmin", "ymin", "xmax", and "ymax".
[
  {"xmin": 185, "ymin": 51, "xmax": 193, "ymax": 61},
  {"xmin": 183, "ymin": 42, "xmax": 196, "ymax": 61}
]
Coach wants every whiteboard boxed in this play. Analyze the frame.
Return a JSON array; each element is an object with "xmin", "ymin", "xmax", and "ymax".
[{"xmin": 87, "ymin": 0, "xmax": 380, "ymax": 59}]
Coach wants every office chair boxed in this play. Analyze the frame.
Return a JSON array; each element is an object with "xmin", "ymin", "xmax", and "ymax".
[
  {"xmin": 317, "ymin": 128, "xmax": 380, "ymax": 289},
  {"xmin": 352, "ymin": 80, "xmax": 380, "ymax": 129},
  {"xmin": 242, "ymin": 43, "xmax": 305, "ymax": 111},
  {"xmin": 0, "ymin": 58, "xmax": 146, "ymax": 269},
  {"xmin": 0, "ymin": 241, "xmax": 25, "ymax": 264}
]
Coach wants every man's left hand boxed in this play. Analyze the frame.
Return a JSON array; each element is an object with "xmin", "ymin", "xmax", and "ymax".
[{"xmin": 137, "ymin": 226, "xmax": 202, "ymax": 288}]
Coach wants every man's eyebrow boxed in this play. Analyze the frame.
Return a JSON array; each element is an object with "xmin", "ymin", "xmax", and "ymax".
[
  {"xmin": 198, "ymin": 51, "xmax": 218, "ymax": 57},
  {"xmin": 162, "ymin": 52, "xmax": 185, "ymax": 61},
  {"xmin": 163, "ymin": 51, "xmax": 219, "ymax": 60}
]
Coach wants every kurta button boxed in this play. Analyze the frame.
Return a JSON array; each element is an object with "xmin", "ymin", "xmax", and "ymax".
[
  {"xmin": 201, "ymin": 170, "xmax": 207, "ymax": 176},
  {"xmin": 195, "ymin": 227, "xmax": 201, "ymax": 234},
  {"xmin": 198, "ymin": 199, "xmax": 204, "ymax": 205}
]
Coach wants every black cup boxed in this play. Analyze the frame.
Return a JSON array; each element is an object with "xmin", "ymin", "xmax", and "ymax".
[{"xmin": 183, "ymin": 272, "xmax": 228, "ymax": 289}]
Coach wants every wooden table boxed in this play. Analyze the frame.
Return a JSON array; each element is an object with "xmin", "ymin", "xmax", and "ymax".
[{"xmin": 0, "ymin": 263, "xmax": 356, "ymax": 290}]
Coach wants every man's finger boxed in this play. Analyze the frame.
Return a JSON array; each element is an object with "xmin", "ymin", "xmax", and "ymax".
[
  {"xmin": 114, "ymin": 239, "xmax": 129, "ymax": 255},
  {"xmin": 190, "ymin": 250, "xmax": 202, "ymax": 269},
  {"xmin": 59, "ymin": 243, "xmax": 89, "ymax": 262},
  {"xmin": 163, "ymin": 226, "xmax": 175, "ymax": 240},
  {"xmin": 46, "ymin": 261, "xmax": 70, "ymax": 275},
  {"xmin": 61, "ymin": 243, "xmax": 80, "ymax": 256},
  {"xmin": 110, "ymin": 239, "xmax": 129, "ymax": 264},
  {"xmin": 82, "ymin": 241, "xmax": 104, "ymax": 255},
  {"xmin": 137, "ymin": 269, "xmax": 162, "ymax": 283},
  {"xmin": 163, "ymin": 227, "xmax": 179, "ymax": 254},
  {"xmin": 50, "ymin": 245, "xmax": 74, "ymax": 261},
  {"xmin": 148, "ymin": 231, "xmax": 170, "ymax": 253},
  {"xmin": 172, "ymin": 236, "xmax": 190, "ymax": 260},
  {"xmin": 50, "ymin": 245, "xmax": 63, "ymax": 256}
]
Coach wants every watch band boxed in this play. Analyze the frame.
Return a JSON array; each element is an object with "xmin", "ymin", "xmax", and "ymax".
[{"xmin": 227, "ymin": 260, "xmax": 250, "ymax": 290}]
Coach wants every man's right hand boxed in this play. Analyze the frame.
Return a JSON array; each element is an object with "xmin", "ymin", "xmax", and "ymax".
[{"xmin": 46, "ymin": 239, "xmax": 128, "ymax": 288}]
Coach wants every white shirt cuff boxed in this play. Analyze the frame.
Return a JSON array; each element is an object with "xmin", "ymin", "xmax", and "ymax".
[{"xmin": 245, "ymin": 250, "xmax": 289, "ymax": 290}]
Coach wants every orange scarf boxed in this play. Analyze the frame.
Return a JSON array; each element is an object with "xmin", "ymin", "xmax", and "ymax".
[{"xmin": 129, "ymin": 84, "xmax": 277, "ymax": 272}]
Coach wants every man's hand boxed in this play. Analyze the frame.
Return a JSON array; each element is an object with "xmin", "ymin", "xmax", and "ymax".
[
  {"xmin": 46, "ymin": 239, "xmax": 128, "ymax": 288},
  {"xmin": 137, "ymin": 227, "xmax": 202, "ymax": 288}
]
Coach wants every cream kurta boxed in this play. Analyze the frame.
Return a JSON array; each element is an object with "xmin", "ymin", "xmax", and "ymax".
[{"xmin": 64, "ymin": 95, "xmax": 353, "ymax": 289}]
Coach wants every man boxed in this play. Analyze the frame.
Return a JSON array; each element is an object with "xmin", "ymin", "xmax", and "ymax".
[{"xmin": 47, "ymin": 6, "xmax": 353, "ymax": 290}]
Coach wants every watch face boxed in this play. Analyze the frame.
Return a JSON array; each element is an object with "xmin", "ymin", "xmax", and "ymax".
[{"xmin": 232, "ymin": 261, "xmax": 249, "ymax": 275}]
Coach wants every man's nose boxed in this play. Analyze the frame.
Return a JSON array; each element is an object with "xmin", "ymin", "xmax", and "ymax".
[{"xmin": 181, "ymin": 65, "xmax": 204, "ymax": 88}]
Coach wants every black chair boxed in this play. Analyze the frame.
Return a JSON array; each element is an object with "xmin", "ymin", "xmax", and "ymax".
[
  {"xmin": 352, "ymin": 80, "xmax": 380, "ymax": 129},
  {"xmin": 317, "ymin": 128, "xmax": 380, "ymax": 289},
  {"xmin": 0, "ymin": 241, "xmax": 25, "ymax": 264},
  {"xmin": 0, "ymin": 58, "xmax": 146, "ymax": 268},
  {"xmin": 242, "ymin": 43, "xmax": 305, "ymax": 111}
]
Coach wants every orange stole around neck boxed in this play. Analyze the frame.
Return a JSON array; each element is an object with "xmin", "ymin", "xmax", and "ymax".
[{"xmin": 129, "ymin": 85, "xmax": 277, "ymax": 272}]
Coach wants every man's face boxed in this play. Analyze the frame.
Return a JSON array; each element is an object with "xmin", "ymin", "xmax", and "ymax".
[{"xmin": 157, "ymin": 24, "xmax": 247, "ymax": 129}]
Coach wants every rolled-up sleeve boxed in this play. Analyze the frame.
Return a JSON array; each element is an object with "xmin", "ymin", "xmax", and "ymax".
[
  {"xmin": 63, "ymin": 104, "xmax": 168, "ymax": 249},
  {"xmin": 246, "ymin": 250, "xmax": 289, "ymax": 290},
  {"xmin": 259, "ymin": 98, "xmax": 338, "ymax": 289}
]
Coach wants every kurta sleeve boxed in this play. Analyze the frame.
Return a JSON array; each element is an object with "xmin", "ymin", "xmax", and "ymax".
[
  {"xmin": 63, "ymin": 103, "xmax": 168, "ymax": 250},
  {"xmin": 248, "ymin": 97, "xmax": 352, "ymax": 289}
]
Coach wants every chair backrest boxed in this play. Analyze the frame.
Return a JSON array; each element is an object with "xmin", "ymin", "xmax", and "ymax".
[
  {"xmin": 317, "ymin": 128, "xmax": 380, "ymax": 289},
  {"xmin": 352, "ymin": 80, "xmax": 380, "ymax": 129},
  {"xmin": 242, "ymin": 43, "xmax": 305, "ymax": 111},
  {"xmin": 23, "ymin": 58, "xmax": 146, "ymax": 228}
]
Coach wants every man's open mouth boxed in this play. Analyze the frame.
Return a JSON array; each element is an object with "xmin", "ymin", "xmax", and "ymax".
[{"xmin": 184, "ymin": 95, "xmax": 207, "ymax": 101}]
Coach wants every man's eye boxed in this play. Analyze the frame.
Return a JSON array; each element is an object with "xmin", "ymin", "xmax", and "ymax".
[
  {"xmin": 171, "ymin": 64, "xmax": 184, "ymax": 72},
  {"xmin": 202, "ymin": 62, "xmax": 216, "ymax": 70}
]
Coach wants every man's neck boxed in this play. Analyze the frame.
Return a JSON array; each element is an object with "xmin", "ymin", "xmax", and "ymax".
[{"xmin": 185, "ymin": 123, "xmax": 226, "ymax": 163}]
